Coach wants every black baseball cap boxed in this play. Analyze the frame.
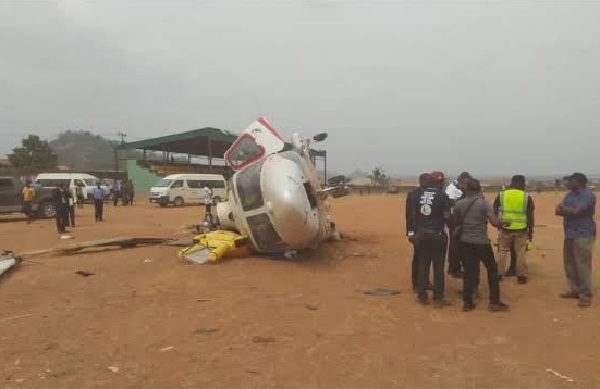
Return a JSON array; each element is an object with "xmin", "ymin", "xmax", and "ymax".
[{"xmin": 563, "ymin": 173, "xmax": 588, "ymax": 184}]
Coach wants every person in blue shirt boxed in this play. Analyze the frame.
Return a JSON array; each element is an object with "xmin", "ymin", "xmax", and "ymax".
[
  {"xmin": 556, "ymin": 173, "xmax": 596, "ymax": 308},
  {"xmin": 92, "ymin": 182, "xmax": 104, "ymax": 222}
]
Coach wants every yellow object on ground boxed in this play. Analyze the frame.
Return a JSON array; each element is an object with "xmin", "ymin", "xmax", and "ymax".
[{"xmin": 178, "ymin": 230, "xmax": 249, "ymax": 264}]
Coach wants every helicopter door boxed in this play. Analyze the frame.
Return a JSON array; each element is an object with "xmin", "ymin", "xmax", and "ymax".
[{"xmin": 225, "ymin": 117, "xmax": 285, "ymax": 172}]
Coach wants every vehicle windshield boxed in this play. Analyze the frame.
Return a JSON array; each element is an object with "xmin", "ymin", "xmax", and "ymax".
[
  {"xmin": 154, "ymin": 179, "xmax": 173, "ymax": 188},
  {"xmin": 37, "ymin": 179, "xmax": 70, "ymax": 187},
  {"xmin": 84, "ymin": 179, "xmax": 97, "ymax": 186}
]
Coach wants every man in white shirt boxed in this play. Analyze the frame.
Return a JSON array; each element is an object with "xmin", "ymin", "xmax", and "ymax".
[
  {"xmin": 204, "ymin": 186, "xmax": 214, "ymax": 227},
  {"xmin": 445, "ymin": 180, "xmax": 463, "ymax": 202}
]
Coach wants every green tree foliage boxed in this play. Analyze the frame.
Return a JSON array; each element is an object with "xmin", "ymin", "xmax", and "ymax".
[
  {"xmin": 368, "ymin": 166, "xmax": 389, "ymax": 187},
  {"xmin": 8, "ymin": 135, "xmax": 58, "ymax": 172}
]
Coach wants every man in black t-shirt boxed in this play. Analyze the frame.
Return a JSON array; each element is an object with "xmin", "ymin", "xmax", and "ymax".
[
  {"xmin": 409, "ymin": 171, "xmax": 452, "ymax": 308},
  {"xmin": 406, "ymin": 173, "xmax": 432, "ymax": 292}
]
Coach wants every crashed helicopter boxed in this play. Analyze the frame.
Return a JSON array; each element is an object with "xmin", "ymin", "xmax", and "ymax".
[{"xmin": 179, "ymin": 117, "xmax": 348, "ymax": 264}]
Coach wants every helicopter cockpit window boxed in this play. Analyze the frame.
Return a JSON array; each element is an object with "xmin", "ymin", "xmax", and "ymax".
[
  {"xmin": 246, "ymin": 213, "xmax": 288, "ymax": 252},
  {"xmin": 226, "ymin": 135, "xmax": 264, "ymax": 170},
  {"xmin": 235, "ymin": 161, "xmax": 264, "ymax": 212}
]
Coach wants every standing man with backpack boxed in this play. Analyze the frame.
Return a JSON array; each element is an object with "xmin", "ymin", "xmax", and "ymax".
[
  {"xmin": 446, "ymin": 172, "xmax": 472, "ymax": 278},
  {"xmin": 453, "ymin": 178, "xmax": 510, "ymax": 312}
]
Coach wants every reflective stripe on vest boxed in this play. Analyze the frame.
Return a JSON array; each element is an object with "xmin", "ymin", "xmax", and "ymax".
[{"xmin": 499, "ymin": 189, "xmax": 528, "ymax": 230}]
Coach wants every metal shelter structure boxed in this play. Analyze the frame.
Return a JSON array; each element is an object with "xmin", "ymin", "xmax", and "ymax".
[
  {"xmin": 117, "ymin": 127, "xmax": 238, "ymax": 170},
  {"xmin": 117, "ymin": 127, "xmax": 327, "ymax": 191}
]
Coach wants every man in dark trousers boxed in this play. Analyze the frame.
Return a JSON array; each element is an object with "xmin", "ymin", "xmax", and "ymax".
[
  {"xmin": 447, "ymin": 172, "xmax": 472, "ymax": 278},
  {"xmin": 406, "ymin": 173, "xmax": 432, "ymax": 292},
  {"xmin": 53, "ymin": 183, "xmax": 70, "ymax": 234},
  {"xmin": 92, "ymin": 182, "xmax": 105, "ymax": 222},
  {"xmin": 409, "ymin": 171, "xmax": 452, "ymax": 308},
  {"xmin": 453, "ymin": 178, "xmax": 510, "ymax": 312}
]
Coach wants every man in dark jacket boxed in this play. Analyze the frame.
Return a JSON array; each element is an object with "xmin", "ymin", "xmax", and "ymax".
[
  {"xmin": 410, "ymin": 171, "xmax": 452, "ymax": 308},
  {"xmin": 53, "ymin": 183, "xmax": 70, "ymax": 234},
  {"xmin": 406, "ymin": 173, "xmax": 432, "ymax": 292}
]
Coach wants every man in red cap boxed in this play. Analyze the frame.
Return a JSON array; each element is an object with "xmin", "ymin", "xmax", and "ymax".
[{"xmin": 408, "ymin": 171, "xmax": 452, "ymax": 308}]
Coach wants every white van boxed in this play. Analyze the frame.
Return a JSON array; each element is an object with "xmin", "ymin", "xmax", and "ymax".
[
  {"xmin": 149, "ymin": 173, "xmax": 227, "ymax": 206},
  {"xmin": 34, "ymin": 173, "xmax": 106, "ymax": 201}
]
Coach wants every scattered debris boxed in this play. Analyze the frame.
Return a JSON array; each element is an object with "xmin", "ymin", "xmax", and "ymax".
[
  {"xmin": 305, "ymin": 304, "xmax": 319, "ymax": 311},
  {"xmin": 363, "ymin": 288, "xmax": 400, "ymax": 296},
  {"xmin": 1, "ymin": 313, "xmax": 33, "ymax": 322},
  {"xmin": 107, "ymin": 366, "xmax": 120, "ymax": 373},
  {"xmin": 246, "ymin": 370, "xmax": 260, "ymax": 375},
  {"xmin": 196, "ymin": 299, "xmax": 211, "ymax": 303},
  {"xmin": 0, "ymin": 251, "xmax": 21, "ymax": 280},
  {"xmin": 75, "ymin": 271, "xmax": 94, "ymax": 277},
  {"xmin": 252, "ymin": 336, "xmax": 275, "ymax": 344},
  {"xmin": 193, "ymin": 328, "xmax": 219, "ymax": 335},
  {"xmin": 546, "ymin": 368, "xmax": 574, "ymax": 382},
  {"xmin": 159, "ymin": 346, "xmax": 174, "ymax": 352},
  {"xmin": 15, "ymin": 378, "xmax": 24, "ymax": 383},
  {"xmin": 19, "ymin": 237, "xmax": 187, "ymax": 260},
  {"xmin": 143, "ymin": 259, "xmax": 153, "ymax": 264},
  {"xmin": 59, "ymin": 235, "xmax": 73, "ymax": 240}
]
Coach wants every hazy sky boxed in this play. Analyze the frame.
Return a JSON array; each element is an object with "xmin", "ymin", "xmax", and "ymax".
[{"xmin": 1, "ymin": 1, "xmax": 599, "ymax": 177}]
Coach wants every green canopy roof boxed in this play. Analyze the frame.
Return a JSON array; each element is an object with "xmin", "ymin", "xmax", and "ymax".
[{"xmin": 118, "ymin": 127, "xmax": 326, "ymax": 158}]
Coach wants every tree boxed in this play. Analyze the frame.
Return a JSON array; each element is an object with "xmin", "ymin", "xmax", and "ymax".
[
  {"xmin": 368, "ymin": 166, "xmax": 389, "ymax": 187},
  {"xmin": 8, "ymin": 135, "xmax": 58, "ymax": 173}
]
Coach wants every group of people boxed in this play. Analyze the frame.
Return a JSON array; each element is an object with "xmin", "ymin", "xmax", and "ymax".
[
  {"xmin": 112, "ymin": 179, "xmax": 135, "ymax": 206},
  {"xmin": 406, "ymin": 171, "xmax": 596, "ymax": 311}
]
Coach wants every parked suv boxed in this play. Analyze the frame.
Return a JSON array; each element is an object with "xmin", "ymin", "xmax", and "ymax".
[{"xmin": 0, "ymin": 176, "xmax": 56, "ymax": 218}]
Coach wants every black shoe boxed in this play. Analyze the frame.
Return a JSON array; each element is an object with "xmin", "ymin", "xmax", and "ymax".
[
  {"xmin": 560, "ymin": 291, "xmax": 579, "ymax": 299},
  {"xmin": 578, "ymin": 298, "xmax": 592, "ymax": 308},
  {"xmin": 462, "ymin": 302, "xmax": 476, "ymax": 312},
  {"xmin": 517, "ymin": 276, "xmax": 528, "ymax": 285},
  {"xmin": 433, "ymin": 299, "xmax": 451, "ymax": 309},
  {"xmin": 504, "ymin": 270, "xmax": 516, "ymax": 277},
  {"xmin": 426, "ymin": 283, "xmax": 434, "ymax": 291},
  {"xmin": 489, "ymin": 302, "xmax": 510, "ymax": 312}
]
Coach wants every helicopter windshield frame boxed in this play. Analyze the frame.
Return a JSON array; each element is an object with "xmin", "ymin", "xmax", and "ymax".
[{"xmin": 224, "ymin": 133, "xmax": 266, "ymax": 172}]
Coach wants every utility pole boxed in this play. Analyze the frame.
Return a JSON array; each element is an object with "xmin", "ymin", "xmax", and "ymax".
[{"xmin": 114, "ymin": 131, "xmax": 127, "ymax": 173}]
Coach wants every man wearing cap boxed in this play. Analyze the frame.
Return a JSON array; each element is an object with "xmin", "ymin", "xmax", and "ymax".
[
  {"xmin": 494, "ymin": 175, "xmax": 535, "ymax": 284},
  {"xmin": 406, "ymin": 173, "xmax": 433, "ymax": 292},
  {"xmin": 556, "ymin": 173, "xmax": 596, "ymax": 308},
  {"xmin": 409, "ymin": 171, "xmax": 451, "ymax": 308},
  {"xmin": 453, "ymin": 178, "xmax": 510, "ymax": 312},
  {"xmin": 447, "ymin": 172, "xmax": 471, "ymax": 278}
]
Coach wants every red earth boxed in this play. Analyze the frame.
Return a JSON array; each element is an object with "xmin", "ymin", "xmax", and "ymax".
[{"xmin": 0, "ymin": 193, "xmax": 598, "ymax": 387}]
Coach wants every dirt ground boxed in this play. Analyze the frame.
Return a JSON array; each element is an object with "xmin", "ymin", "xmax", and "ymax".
[{"xmin": 0, "ymin": 193, "xmax": 598, "ymax": 387}]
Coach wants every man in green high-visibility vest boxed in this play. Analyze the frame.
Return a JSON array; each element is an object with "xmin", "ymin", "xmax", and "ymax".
[{"xmin": 493, "ymin": 175, "xmax": 535, "ymax": 284}]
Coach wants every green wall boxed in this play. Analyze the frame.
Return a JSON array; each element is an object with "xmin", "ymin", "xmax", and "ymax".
[{"xmin": 126, "ymin": 159, "xmax": 163, "ymax": 193}]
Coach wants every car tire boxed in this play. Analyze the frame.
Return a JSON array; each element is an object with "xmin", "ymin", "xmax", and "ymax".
[
  {"xmin": 38, "ymin": 201, "xmax": 56, "ymax": 218},
  {"xmin": 173, "ymin": 197, "xmax": 184, "ymax": 206}
]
